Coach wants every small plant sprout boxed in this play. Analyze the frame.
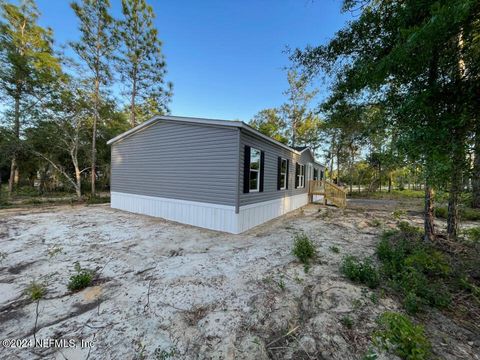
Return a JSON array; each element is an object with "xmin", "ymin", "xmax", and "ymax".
[
  {"xmin": 329, "ymin": 245, "xmax": 340, "ymax": 253},
  {"xmin": 0, "ymin": 251, "xmax": 7, "ymax": 264},
  {"xmin": 26, "ymin": 281, "xmax": 46, "ymax": 301},
  {"xmin": 68, "ymin": 262, "xmax": 95, "ymax": 292},
  {"xmin": 340, "ymin": 315, "xmax": 354, "ymax": 329},
  {"xmin": 48, "ymin": 245, "xmax": 63, "ymax": 258}
]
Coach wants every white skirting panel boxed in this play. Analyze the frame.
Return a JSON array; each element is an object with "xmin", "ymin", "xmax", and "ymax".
[
  {"xmin": 237, "ymin": 193, "xmax": 309, "ymax": 233},
  {"xmin": 111, "ymin": 191, "xmax": 309, "ymax": 234},
  {"xmin": 111, "ymin": 192, "xmax": 238, "ymax": 233}
]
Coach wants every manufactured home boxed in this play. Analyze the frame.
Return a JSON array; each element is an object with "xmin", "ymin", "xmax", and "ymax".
[{"xmin": 107, "ymin": 115, "xmax": 326, "ymax": 234}]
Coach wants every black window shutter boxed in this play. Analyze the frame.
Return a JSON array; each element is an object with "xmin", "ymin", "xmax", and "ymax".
[
  {"xmin": 286, "ymin": 160, "xmax": 289, "ymax": 189},
  {"xmin": 277, "ymin": 157, "xmax": 282, "ymax": 190},
  {"xmin": 243, "ymin": 146, "xmax": 251, "ymax": 193},
  {"xmin": 295, "ymin": 163, "xmax": 300, "ymax": 188},
  {"xmin": 259, "ymin": 151, "xmax": 265, "ymax": 192}
]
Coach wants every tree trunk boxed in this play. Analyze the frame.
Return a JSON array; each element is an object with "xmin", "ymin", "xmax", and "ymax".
[
  {"xmin": 7, "ymin": 93, "xmax": 21, "ymax": 197},
  {"xmin": 447, "ymin": 132, "xmax": 465, "ymax": 239},
  {"xmin": 130, "ymin": 69, "xmax": 137, "ymax": 128},
  {"xmin": 388, "ymin": 174, "xmax": 392, "ymax": 193},
  {"xmin": 473, "ymin": 121, "xmax": 480, "ymax": 208},
  {"xmin": 424, "ymin": 183, "xmax": 435, "ymax": 242},
  {"xmin": 91, "ymin": 77, "xmax": 99, "ymax": 196}
]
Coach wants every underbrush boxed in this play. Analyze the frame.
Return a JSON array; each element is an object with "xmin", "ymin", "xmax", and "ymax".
[
  {"xmin": 85, "ymin": 195, "xmax": 110, "ymax": 205},
  {"xmin": 435, "ymin": 206, "xmax": 480, "ymax": 221},
  {"xmin": 377, "ymin": 223, "xmax": 452, "ymax": 314},
  {"xmin": 341, "ymin": 221, "xmax": 480, "ymax": 316},
  {"xmin": 373, "ymin": 312, "xmax": 431, "ymax": 360}
]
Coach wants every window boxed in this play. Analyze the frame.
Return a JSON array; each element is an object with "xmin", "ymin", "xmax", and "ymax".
[
  {"xmin": 313, "ymin": 168, "xmax": 319, "ymax": 180},
  {"xmin": 249, "ymin": 148, "xmax": 261, "ymax": 192},
  {"xmin": 280, "ymin": 158, "xmax": 287, "ymax": 190},
  {"xmin": 296, "ymin": 164, "xmax": 305, "ymax": 188}
]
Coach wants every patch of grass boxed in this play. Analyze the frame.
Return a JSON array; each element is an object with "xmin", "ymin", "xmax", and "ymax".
[
  {"xmin": 67, "ymin": 262, "xmax": 94, "ymax": 292},
  {"xmin": 86, "ymin": 195, "xmax": 110, "ymax": 205},
  {"xmin": 369, "ymin": 219, "xmax": 382, "ymax": 227},
  {"xmin": 329, "ymin": 245, "xmax": 340, "ymax": 253},
  {"xmin": 362, "ymin": 348, "xmax": 379, "ymax": 360},
  {"xmin": 25, "ymin": 198, "xmax": 43, "ymax": 205},
  {"xmin": 25, "ymin": 281, "xmax": 46, "ymax": 301},
  {"xmin": 374, "ymin": 312, "xmax": 431, "ymax": 360},
  {"xmin": 392, "ymin": 209, "xmax": 407, "ymax": 219},
  {"xmin": 340, "ymin": 315, "xmax": 354, "ymax": 329},
  {"xmin": 436, "ymin": 206, "xmax": 480, "ymax": 221},
  {"xmin": 292, "ymin": 233, "xmax": 316, "ymax": 269},
  {"xmin": 341, "ymin": 256, "xmax": 380, "ymax": 289},
  {"xmin": 154, "ymin": 347, "xmax": 177, "ymax": 360}
]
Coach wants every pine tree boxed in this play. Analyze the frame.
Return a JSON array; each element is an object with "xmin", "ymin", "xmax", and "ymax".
[
  {"xmin": 70, "ymin": 0, "xmax": 116, "ymax": 196},
  {"xmin": 0, "ymin": 0, "xmax": 61, "ymax": 196},
  {"xmin": 117, "ymin": 0, "xmax": 172, "ymax": 127}
]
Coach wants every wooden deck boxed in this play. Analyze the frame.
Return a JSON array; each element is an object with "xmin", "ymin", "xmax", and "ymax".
[{"xmin": 308, "ymin": 180, "xmax": 347, "ymax": 208}]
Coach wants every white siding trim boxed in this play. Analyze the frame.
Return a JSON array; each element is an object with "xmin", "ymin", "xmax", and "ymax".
[
  {"xmin": 237, "ymin": 193, "xmax": 308, "ymax": 233},
  {"xmin": 111, "ymin": 192, "xmax": 238, "ymax": 233},
  {"xmin": 111, "ymin": 191, "xmax": 309, "ymax": 234}
]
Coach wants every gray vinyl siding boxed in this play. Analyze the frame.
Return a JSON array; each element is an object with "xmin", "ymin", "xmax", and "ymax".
[
  {"xmin": 111, "ymin": 120, "xmax": 238, "ymax": 206},
  {"xmin": 239, "ymin": 131, "xmax": 316, "ymax": 206}
]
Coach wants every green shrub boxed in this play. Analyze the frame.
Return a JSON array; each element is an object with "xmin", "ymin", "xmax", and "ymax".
[
  {"xmin": 68, "ymin": 263, "xmax": 94, "ymax": 292},
  {"xmin": 397, "ymin": 221, "xmax": 422, "ymax": 240},
  {"xmin": 434, "ymin": 206, "xmax": 448, "ymax": 219},
  {"xmin": 292, "ymin": 233, "xmax": 316, "ymax": 265},
  {"xmin": 403, "ymin": 292, "xmax": 422, "ymax": 315},
  {"xmin": 461, "ymin": 208, "xmax": 480, "ymax": 221},
  {"xmin": 374, "ymin": 312, "xmax": 431, "ymax": 360},
  {"xmin": 25, "ymin": 281, "xmax": 46, "ymax": 301},
  {"xmin": 463, "ymin": 227, "xmax": 480, "ymax": 243},
  {"xmin": 404, "ymin": 249, "xmax": 450, "ymax": 277},
  {"xmin": 341, "ymin": 256, "xmax": 380, "ymax": 288}
]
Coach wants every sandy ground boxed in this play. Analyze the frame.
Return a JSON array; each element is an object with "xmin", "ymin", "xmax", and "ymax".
[{"xmin": 0, "ymin": 201, "xmax": 478, "ymax": 360}]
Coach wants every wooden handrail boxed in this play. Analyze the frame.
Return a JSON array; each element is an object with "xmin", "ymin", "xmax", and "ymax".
[{"xmin": 308, "ymin": 180, "xmax": 347, "ymax": 208}]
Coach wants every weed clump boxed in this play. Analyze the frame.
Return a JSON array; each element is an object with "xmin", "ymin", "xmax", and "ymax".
[
  {"xmin": 68, "ymin": 262, "xmax": 94, "ymax": 292},
  {"xmin": 341, "ymin": 256, "xmax": 380, "ymax": 289},
  {"xmin": 292, "ymin": 233, "xmax": 315, "ymax": 269},
  {"xmin": 374, "ymin": 312, "xmax": 431, "ymax": 360},
  {"xmin": 26, "ymin": 281, "xmax": 46, "ymax": 301}
]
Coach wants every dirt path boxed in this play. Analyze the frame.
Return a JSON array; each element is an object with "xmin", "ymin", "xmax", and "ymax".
[{"xmin": 0, "ymin": 203, "xmax": 478, "ymax": 359}]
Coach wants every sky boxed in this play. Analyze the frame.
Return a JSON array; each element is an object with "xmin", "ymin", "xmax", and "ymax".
[{"xmin": 36, "ymin": 0, "xmax": 353, "ymax": 121}]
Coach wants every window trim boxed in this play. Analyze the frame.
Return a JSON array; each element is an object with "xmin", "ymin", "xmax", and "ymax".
[
  {"xmin": 297, "ymin": 164, "xmax": 305, "ymax": 189},
  {"xmin": 249, "ymin": 147, "xmax": 261, "ymax": 192},
  {"xmin": 280, "ymin": 158, "xmax": 288, "ymax": 190}
]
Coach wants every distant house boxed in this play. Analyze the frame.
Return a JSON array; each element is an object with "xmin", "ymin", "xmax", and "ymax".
[{"xmin": 107, "ymin": 116, "xmax": 325, "ymax": 233}]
